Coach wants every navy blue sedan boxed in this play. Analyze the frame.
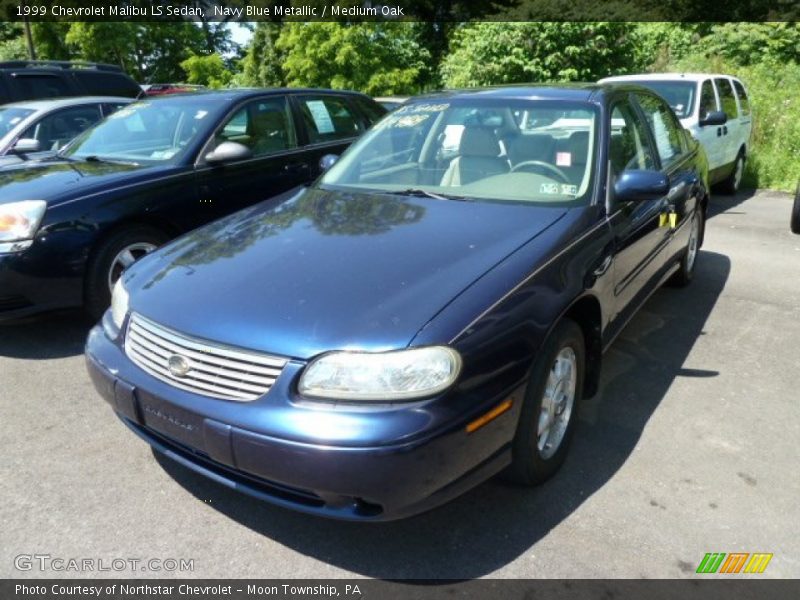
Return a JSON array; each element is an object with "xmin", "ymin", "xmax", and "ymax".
[{"xmin": 86, "ymin": 84, "xmax": 710, "ymax": 520}]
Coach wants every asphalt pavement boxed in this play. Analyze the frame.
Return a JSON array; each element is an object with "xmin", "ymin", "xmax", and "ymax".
[{"xmin": 1, "ymin": 189, "xmax": 798, "ymax": 579}]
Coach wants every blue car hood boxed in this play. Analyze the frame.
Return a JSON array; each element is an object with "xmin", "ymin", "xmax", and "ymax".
[{"xmin": 125, "ymin": 187, "xmax": 567, "ymax": 359}]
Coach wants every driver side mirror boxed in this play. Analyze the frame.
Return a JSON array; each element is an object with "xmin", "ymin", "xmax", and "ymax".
[
  {"xmin": 319, "ymin": 154, "xmax": 338, "ymax": 172},
  {"xmin": 614, "ymin": 170, "xmax": 669, "ymax": 203},
  {"xmin": 204, "ymin": 141, "xmax": 252, "ymax": 165},
  {"xmin": 12, "ymin": 138, "xmax": 42, "ymax": 154},
  {"xmin": 699, "ymin": 110, "xmax": 727, "ymax": 127}
]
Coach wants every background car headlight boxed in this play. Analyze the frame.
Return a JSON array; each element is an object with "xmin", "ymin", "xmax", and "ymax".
[
  {"xmin": 0, "ymin": 200, "xmax": 46, "ymax": 243},
  {"xmin": 298, "ymin": 346, "xmax": 462, "ymax": 401},
  {"xmin": 110, "ymin": 279, "xmax": 129, "ymax": 330}
]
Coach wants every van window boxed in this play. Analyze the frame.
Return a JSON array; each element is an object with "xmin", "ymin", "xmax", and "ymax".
[
  {"xmin": 715, "ymin": 78, "xmax": 739, "ymax": 119},
  {"xmin": 73, "ymin": 71, "xmax": 140, "ymax": 98},
  {"xmin": 13, "ymin": 74, "xmax": 71, "ymax": 100},
  {"xmin": 732, "ymin": 80, "xmax": 750, "ymax": 116},
  {"xmin": 699, "ymin": 80, "xmax": 718, "ymax": 119}
]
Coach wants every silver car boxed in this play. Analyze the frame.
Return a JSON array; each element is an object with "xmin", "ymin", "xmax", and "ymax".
[{"xmin": 0, "ymin": 96, "xmax": 132, "ymax": 165}]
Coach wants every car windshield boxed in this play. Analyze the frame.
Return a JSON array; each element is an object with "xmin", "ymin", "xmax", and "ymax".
[
  {"xmin": 62, "ymin": 97, "xmax": 223, "ymax": 163},
  {"xmin": 0, "ymin": 107, "xmax": 35, "ymax": 137},
  {"xmin": 627, "ymin": 81, "xmax": 695, "ymax": 118},
  {"xmin": 320, "ymin": 99, "xmax": 598, "ymax": 206}
]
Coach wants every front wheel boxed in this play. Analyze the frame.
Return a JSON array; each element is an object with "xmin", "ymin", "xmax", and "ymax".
[
  {"xmin": 669, "ymin": 209, "xmax": 703, "ymax": 287},
  {"xmin": 84, "ymin": 226, "xmax": 167, "ymax": 320},
  {"xmin": 505, "ymin": 319, "xmax": 585, "ymax": 485}
]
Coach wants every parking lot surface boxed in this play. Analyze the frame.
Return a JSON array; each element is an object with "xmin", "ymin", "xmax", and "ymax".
[{"xmin": 1, "ymin": 189, "xmax": 798, "ymax": 579}]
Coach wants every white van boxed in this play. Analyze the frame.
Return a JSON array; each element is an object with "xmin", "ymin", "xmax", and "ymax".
[{"xmin": 599, "ymin": 73, "xmax": 753, "ymax": 193}]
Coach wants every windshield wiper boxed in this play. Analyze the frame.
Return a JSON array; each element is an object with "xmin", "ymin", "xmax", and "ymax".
[
  {"xmin": 82, "ymin": 155, "xmax": 139, "ymax": 166},
  {"xmin": 394, "ymin": 188, "xmax": 466, "ymax": 201}
]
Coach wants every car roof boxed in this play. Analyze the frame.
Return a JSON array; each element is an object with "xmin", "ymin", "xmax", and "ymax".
[
  {"xmin": 142, "ymin": 87, "xmax": 370, "ymax": 101},
  {"xmin": 600, "ymin": 73, "xmax": 742, "ymax": 83},
  {"xmin": 405, "ymin": 83, "xmax": 661, "ymax": 104},
  {"xmin": 1, "ymin": 96, "xmax": 134, "ymax": 110}
]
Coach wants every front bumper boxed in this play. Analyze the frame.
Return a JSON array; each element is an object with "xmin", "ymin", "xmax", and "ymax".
[{"xmin": 85, "ymin": 323, "xmax": 521, "ymax": 521}]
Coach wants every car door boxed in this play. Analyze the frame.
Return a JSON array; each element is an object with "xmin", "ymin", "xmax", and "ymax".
[
  {"xmin": 290, "ymin": 93, "xmax": 368, "ymax": 179},
  {"xmin": 605, "ymin": 95, "xmax": 667, "ymax": 323},
  {"xmin": 714, "ymin": 77, "xmax": 741, "ymax": 169},
  {"xmin": 695, "ymin": 78, "xmax": 725, "ymax": 174},
  {"xmin": 194, "ymin": 95, "xmax": 310, "ymax": 221},
  {"xmin": 731, "ymin": 78, "xmax": 752, "ymax": 155}
]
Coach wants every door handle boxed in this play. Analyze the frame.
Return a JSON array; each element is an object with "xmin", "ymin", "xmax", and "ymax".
[
  {"xmin": 284, "ymin": 162, "xmax": 310, "ymax": 172},
  {"xmin": 593, "ymin": 255, "xmax": 613, "ymax": 277},
  {"xmin": 723, "ymin": 125, "xmax": 728, "ymax": 135},
  {"xmin": 717, "ymin": 127, "xmax": 722, "ymax": 137}
]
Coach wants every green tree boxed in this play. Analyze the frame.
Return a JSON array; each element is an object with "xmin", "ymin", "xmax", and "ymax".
[
  {"xmin": 696, "ymin": 23, "xmax": 800, "ymax": 67},
  {"xmin": 276, "ymin": 23, "xmax": 431, "ymax": 95},
  {"xmin": 181, "ymin": 53, "xmax": 233, "ymax": 88},
  {"xmin": 239, "ymin": 22, "xmax": 285, "ymax": 87},
  {"xmin": 440, "ymin": 22, "xmax": 639, "ymax": 87}
]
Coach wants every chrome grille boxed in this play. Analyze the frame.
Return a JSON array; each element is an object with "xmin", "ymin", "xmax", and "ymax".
[{"xmin": 124, "ymin": 313, "xmax": 287, "ymax": 402}]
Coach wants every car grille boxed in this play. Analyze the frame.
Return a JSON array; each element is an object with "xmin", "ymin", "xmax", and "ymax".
[{"xmin": 124, "ymin": 313, "xmax": 288, "ymax": 402}]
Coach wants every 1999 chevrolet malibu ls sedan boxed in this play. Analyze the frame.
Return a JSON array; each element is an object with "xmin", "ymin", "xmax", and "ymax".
[{"xmin": 86, "ymin": 84, "xmax": 710, "ymax": 521}]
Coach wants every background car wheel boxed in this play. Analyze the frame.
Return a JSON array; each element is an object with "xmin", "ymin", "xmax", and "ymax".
[
  {"xmin": 719, "ymin": 152, "xmax": 744, "ymax": 195},
  {"xmin": 505, "ymin": 318, "xmax": 585, "ymax": 486},
  {"xmin": 791, "ymin": 181, "xmax": 800, "ymax": 234},
  {"xmin": 669, "ymin": 209, "xmax": 703, "ymax": 287},
  {"xmin": 84, "ymin": 225, "xmax": 167, "ymax": 320}
]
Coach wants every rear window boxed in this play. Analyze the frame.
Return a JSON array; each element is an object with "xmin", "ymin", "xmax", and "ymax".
[
  {"xmin": 733, "ymin": 80, "xmax": 750, "ymax": 116},
  {"xmin": 73, "ymin": 71, "xmax": 140, "ymax": 98}
]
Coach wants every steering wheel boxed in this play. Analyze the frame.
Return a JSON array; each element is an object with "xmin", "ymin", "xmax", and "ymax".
[{"xmin": 511, "ymin": 160, "xmax": 569, "ymax": 182}]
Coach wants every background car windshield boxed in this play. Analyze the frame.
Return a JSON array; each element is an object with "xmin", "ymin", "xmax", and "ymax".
[
  {"xmin": 628, "ymin": 81, "xmax": 695, "ymax": 118},
  {"xmin": 0, "ymin": 107, "xmax": 34, "ymax": 137},
  {"xmin": 63, "ymin": 98, "xmax": 221, "ymax": 163},
  {"xmin": 321, "ymin": 100, "xmax": 597, "ymax": 205}
]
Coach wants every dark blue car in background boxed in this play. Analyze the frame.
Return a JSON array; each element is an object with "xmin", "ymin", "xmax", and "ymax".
[
  {"xmin": 0, "ymin": 88, "xmax": 385, "ymax": 319},
  {"xmin": 86, "ymin": 84, "xmax": 710, "ymax": 520}
]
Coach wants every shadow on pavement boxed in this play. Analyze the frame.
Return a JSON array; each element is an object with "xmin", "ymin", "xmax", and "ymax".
[
  {"xmin": 707, "ymin": 187, "xmax": 757, "ymax": 220},
  {"xmin": 0, "ymin": 309, "xmax": 94, "ymax": 359},
  {"xmin": 156, "ymin": 250, "xmax": 731, "ymax": 579}
]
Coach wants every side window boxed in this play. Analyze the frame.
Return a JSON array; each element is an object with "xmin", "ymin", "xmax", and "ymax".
[
  {"xmin": 216, "ymin": 96, "xmax": 297, "ymax": 157},
  {"xmin": 733, "ymin": 80, "xmax": 750, "ymax": 116},
  {"xmin": 13, "ymin": 74, "xmax": 71, "ymax": 100},
  {"xmin": 699, "ymin": 80, "xmax": 718, "ymax": 120},
  {"xmin": 297, "ymin": 95, "xmax": 363, "ymax": 144},
  {"xmin": 609, "ymin": 101, "xmax": 656, "ymax": 177},
  {"xmin": 74, "ymin": 72, "xmax": 140, "ymax": 98},
  {"xmin": 21, "ymin": 105, "xmax": 102, "ymax": 151},
  {"xmin": 635, "ymin": 93, "xmax": 686, "ymax": 168},
  {"xmin": 715, "ymin": 78, "xmax": 739, "ymax": 119}
]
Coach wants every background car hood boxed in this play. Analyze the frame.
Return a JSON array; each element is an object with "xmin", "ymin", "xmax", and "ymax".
[
  {"xmin": 0, "ymin": 158, "xmax": 167, "ymax": 205},
  {"xmin": 125, "ymin": 187, "xmax": 567, "ymax": 359}
]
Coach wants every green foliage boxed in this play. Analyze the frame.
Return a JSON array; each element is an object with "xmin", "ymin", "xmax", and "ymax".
[
  {"xmin": 181, "ymin": 53, "xmax": 233, "ymax": 89},
  {"xmin": 276, "ymin": 23, "xmax": 431, "ymax": 95},
  {"xmin": 238, "ymin": 22, "xmax": 285, "ymax": 87},
  {"xmin": 440, "ymin": 22, "xmax": 639, "ymax": 87},
  {"xmin": 696, "ymin": 23, "xmax": 800, "ymax": 67}
]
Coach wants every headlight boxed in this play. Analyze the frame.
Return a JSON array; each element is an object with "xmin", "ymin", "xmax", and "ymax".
[
  {"xmin": 298, "ymin": 346, "xmax": 462, "ymax": 401},
  {"xmin": 0, "ymin": 200, "xmax": 47, "ymax": 243},
  {"xmin": 110, "ymin": 279, "xmax": 130, "ymax": 330}
]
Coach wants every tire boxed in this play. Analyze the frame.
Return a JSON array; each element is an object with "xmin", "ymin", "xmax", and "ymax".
[
  {"xmin": 505, "ymin": 318, "xmax": 585, "ymax": 486},
  {"xmin": 791, "ymin": 181, "xmax": 800, "ymax": 235},
  {"xmin": 84, "ymin": 225, "xmax": 167, "ymax": 320},
  {"xmin": 719, "ymin": 151, "xmax": 744, "ymax": 195},
  {"xmin": 669, "ymin": 209, "xmax": 703, "ymax": 287}
]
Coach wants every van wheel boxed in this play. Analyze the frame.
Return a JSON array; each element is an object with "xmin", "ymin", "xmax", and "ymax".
[
  {"xmin": 791, "ymin": 182, "xmax": 800, "ymax": 234},
  {"xmin": 505, "ymin": 319, "xmax": 585, "ymax": 485},
  {"xmin": 720, "ymin": 152, "xmax": 744, "ymax": 195},
  {"xmin": 669, "ymin": 209, "xmax": 703, "ymax": 287},
  {"xmin": 84, "ymin": 226, "xmax": 167, "ymax": 320}
]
